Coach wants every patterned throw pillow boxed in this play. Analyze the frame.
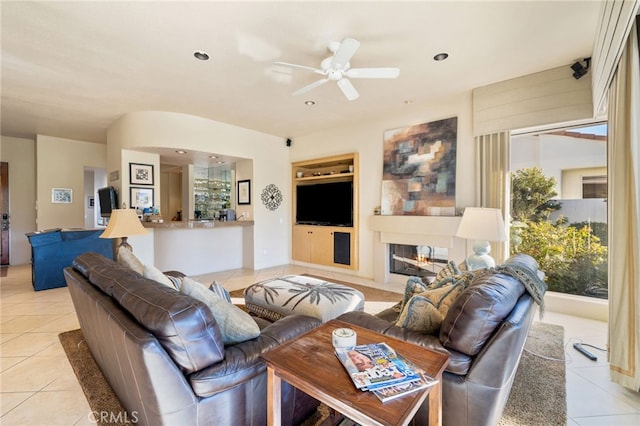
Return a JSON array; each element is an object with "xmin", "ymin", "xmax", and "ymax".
[
  {"xmin": 395, "ymin": 283, "xmax": 465, "ymax": 335},
  {"xmin": 180, "ymin": 277, "xmax": 260, "ymax": 345},
  {"xmin": 164, "ymin": 275, "xmax": 182, "ymax": 290},
  {"xmin": 396, "ymin": 276, "xmax": 430, "ymax": 313},
  {"xmin": 117, "ymin": 247, "xmax": 144, "ymax": 275},
  {"xmin": 209, "ymin": 281, "xmax": 232, "ymax": 303},
  {"xmin": 434, "ymin": 260, "xmax": 462, "ymax": 282}
]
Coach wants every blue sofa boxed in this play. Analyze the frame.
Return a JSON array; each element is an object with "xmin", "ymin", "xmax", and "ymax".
[{"xmin": 26, "ymin": 228, "xmax": 113, "ymax": 290}]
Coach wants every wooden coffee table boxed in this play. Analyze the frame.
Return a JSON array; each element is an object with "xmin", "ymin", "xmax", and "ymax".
[{"xmin": 261, "ymin": 319, "xmax": 450, "ymax": 426}]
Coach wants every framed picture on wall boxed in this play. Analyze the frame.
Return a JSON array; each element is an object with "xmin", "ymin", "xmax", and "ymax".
[
  {"xmin": 238, "ymin": 180, "xmax": 251, "ymax": 205},
  {"xmin": 51, "ymin": 188, "xmax": 73, "ymax": 204},
  {"xmin": 130, "ymin": 187, "xmax": 154, "ymax": 210},
  {"xmin": 129, "ymin": 163, "xmax": 154, "ymax": 185}
]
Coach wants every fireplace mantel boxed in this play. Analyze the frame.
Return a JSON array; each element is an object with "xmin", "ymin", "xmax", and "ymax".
[
  {"xmin": 368, "ymin": 215, "xmax": 462, "ymax": 247},
  {"xmin": 368, "ymin": 215, "xmax": 465, "ymax": 284}
]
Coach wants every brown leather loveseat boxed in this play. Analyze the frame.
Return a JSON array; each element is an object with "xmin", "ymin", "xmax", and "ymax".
[
  {"xmin": 64, "ymin": 252, "xmax": 321, "ymax": 426},
  {"xmin": 337, "ymin": 254, "xmax": 544, "ymax": 426}
]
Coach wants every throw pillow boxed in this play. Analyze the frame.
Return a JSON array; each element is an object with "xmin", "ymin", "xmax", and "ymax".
[
  {"xmin": 143, "ymin": 264, "xmax": 175, "ymax": 288},
  {"xmin": 180, "ymin": 277, "xmax": 260, "ymax": 345},
  {"xmin": 117, "ymin": 247, "xmax": 144, "ymax": 275},
  {"xmin": 164, "ymin": 274, "xmax": 182, "ymax": 290},
  {"xmin": 397, "ymin": 277, "xmax": 430, "ymax": 313},
  {"xmin": 209, "ymin": 281, "xmax": 232, "ymax": 303},
  {"xmin": 395, "ymin": 283, "xmax": 465, "ymax": 335},
  {"xmin": 434, "ymin": 260, "xmax": 462, "ymax": 282}
]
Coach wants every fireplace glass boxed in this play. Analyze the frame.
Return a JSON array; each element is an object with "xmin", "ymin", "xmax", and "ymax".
[{"xmin": 389, "ymin": 244, "xmax": 449, "ymax": 279}]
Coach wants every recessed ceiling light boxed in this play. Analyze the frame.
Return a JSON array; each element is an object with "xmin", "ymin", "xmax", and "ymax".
[
  {"xmin": 176, "ymin": 150, "xmax": 187, "ymax": 154},
  {"xmin": 404, "ymin": 100, "xmax": 413, "ymax": 105},
  {"xmin": 304, "ymin": 100, "xmax": 316, "ymax": 106},
  {"xmin": 209, "ymin": 155, "xmax": 217, "ymax": 159},
  {"xmin": 433, "ymin": 53, "xmax": 449, "ymax": 61},
  {"xmin": 216, "ymin": 161, "xmax": 224, "ymax": 164},
  {"xmin": 193, "ymin": 51, "xmax": 210, "ymax": 61}
]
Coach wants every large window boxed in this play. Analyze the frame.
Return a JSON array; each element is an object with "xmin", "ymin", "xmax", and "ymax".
[{"xmin": 510, "ymin": 123, "xmax": 608, "ymax": 299}]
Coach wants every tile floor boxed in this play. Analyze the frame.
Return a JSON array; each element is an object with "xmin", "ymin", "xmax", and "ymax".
[{"xmin": 2, "ymin": 262, "xmax": 639, "ymax": 425}]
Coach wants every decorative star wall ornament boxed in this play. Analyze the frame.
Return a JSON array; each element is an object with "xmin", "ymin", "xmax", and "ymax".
[{"xmin": 261, "ymin": 184, "xmax": 282, "ymax": 211}]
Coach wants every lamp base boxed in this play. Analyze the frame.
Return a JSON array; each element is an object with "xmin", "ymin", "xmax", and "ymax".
[
  {"xmin": 118, "ymin": 236, "xmax": 133, "ymax": 252},
  {"xmin": 465, "ymin": 240, "xmax": 496, "ymax": 271}
]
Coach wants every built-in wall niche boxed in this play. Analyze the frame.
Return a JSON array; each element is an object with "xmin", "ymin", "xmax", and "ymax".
[
  {"xmin": 194, "ymin": 165, "xmax": 235, "ymax": 220},
  {"xmin": 389, "ymin": 244, "xmax": 449, "ymax": 279}
]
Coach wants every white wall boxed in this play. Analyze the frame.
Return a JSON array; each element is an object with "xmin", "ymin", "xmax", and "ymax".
[
  {"xmin": 36, "ymin": 135, "xmax": 107, "ymax": 230},
  {"xmin": 291, "ymin": 92, "xmax": 475, "ymax": 279},
  {"xmin": 0, "ymin": 136, "xmax": 36, "ymax": 265}
]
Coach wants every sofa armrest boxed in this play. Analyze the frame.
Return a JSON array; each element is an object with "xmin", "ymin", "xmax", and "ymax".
[
  {"xmin": 164, "ymin": 270, "xmax": 187, "ymax": 279},
  {"xmin": 337, "ymin": 311, "xmax": 472, "ymax": 375},
  {"xmin": 188, "ymin": 315, "xmax": 321, "ymax": 397}
]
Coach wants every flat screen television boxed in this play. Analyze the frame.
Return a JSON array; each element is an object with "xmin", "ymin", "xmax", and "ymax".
[
  {"xmin": 296, "ymin": 181, "xmax": 353, "ymax": 226},
  {"xmin": 97, "ymin": 186, "xmax": 118, "ymax": 217}
]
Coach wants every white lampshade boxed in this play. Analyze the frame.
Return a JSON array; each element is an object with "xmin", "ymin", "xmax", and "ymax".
[
  {"xmin": 100, "ymin": 209, "xmax": 148, "ymax": 251},
  {"xmin": 456, "ymin": 207, "xmax": 508, "ymax": 242},
  {"xmin": 456, "ymin": 207, "xmax": 507, "ymax": 270}
]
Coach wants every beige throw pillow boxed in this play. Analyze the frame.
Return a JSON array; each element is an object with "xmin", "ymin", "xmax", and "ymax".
[
  {"xmin": 143, "ymin": 264, "xmax": 175, "ymax": 288},
  {"xmin": 117, "ymin": 247, "xmax": 144, "ymax": 275},
  {"xmin": 395, "ymin": 284, "xmax": 464, "ymax": 335},
  {"xmin": 180, "ymin": 277, "xmax": 260, "ymax": 345}
]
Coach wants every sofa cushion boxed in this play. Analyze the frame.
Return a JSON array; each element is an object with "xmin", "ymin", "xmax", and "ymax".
[
  {"xmin": 439, "ymin": 270, "xmax": 525, "ymax": 356},
  {"xmin": 395, "ymin": 282, "xmax": 465, "ymax": 335},
  {"xmin": 73, "ymin": 252, "xmax": 225, "ymax": 374},
  {"xmin": 180, "ymin": 277, "xmax": 260, "ymax": 345}
]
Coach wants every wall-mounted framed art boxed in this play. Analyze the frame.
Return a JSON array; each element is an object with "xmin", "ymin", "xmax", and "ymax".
[
  {"xmin": 130, "ymin": 187, "xmax": 154, "ymax": 209},
  {"xmin": 238, "ymin": 179, "xmax": 251, "ymax": 205},
  {"xmin": 52, "ymin": 188, "xmax": 73, "ymax": 204},
  {"xmin": 129, "ymin": 163, "xmax": 154, "ymax": 185}
]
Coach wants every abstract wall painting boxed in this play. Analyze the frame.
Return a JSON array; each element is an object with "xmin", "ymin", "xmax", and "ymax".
[{"xmin": 381, "ymin": 117, "xmax": 457, "ymax": 216}]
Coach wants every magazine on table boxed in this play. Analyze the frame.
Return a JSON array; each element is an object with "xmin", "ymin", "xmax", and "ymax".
[
  {"xmin": 334, "ymin": 342, "xmax": 422, "ymax": 391},
  {"xmin": 372, "ymin": 372, "xmax": 439, "ymax": 402}
]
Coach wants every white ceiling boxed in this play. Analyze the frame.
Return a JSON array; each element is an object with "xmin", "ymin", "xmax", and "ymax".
[{"xmin": 1, "ymin": 1, "xmax": 603, "ymax": 148}]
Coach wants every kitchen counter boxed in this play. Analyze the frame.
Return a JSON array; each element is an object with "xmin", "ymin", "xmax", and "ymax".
[
  {"xmin": 141, "ymin": 220, "xmax": 254, "ymax": 229},
  {"xmin": 135, "ymin": 220, "xmax": 255, "ymax": 275}
]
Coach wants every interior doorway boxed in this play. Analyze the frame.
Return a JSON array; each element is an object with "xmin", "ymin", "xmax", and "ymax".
[{"xmin": 1, "ymin": 162, "xmax": 9, "ymax": 265}]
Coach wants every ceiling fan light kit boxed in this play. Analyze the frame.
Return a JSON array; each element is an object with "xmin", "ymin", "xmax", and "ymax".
[{"xmin": 275, "ymin": 37, "xmax": 400, "ymax": 101}]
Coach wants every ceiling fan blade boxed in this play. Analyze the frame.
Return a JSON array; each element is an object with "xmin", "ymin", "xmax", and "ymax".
[
  {"xmin": 337, "ymin": 78, "xmax": 359, "ymax": 101},
  {"xmin": 345, "ymin": 67, "xmax": 400, "ymax": 79},
  {"xmin": 274, "ymin": 62, "xmax": 325, "ymax": 75},
  {"xmin": 292, "ymin": 79, "xmax": 329, "ymax": 96},
  {"xmin": 331, "ymin": 38, "xmax": 360, "ymax": 70}
]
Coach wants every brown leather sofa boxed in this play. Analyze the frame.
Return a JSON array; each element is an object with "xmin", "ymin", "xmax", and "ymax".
[
  {"xmin": 64, "ymin": 252, "xmax": 321, "ymax": 426},
  {"xmin": 337, "ymin": 254, "xmax": 542, "ymax": 426}
]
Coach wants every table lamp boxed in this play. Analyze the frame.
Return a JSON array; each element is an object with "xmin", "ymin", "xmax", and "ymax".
[
  {"xmin": 100, "ymin": 208, "xmax": 148, "ymax": 252},
  {"xmin": 456, "ymin": 207, "xmax": 508, "ymax": 270}
]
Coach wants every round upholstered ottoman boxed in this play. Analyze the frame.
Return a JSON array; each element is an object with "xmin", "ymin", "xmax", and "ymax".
[{"xmin": 244, "ymin": 275, "xmax": 365, "ymax": 322}]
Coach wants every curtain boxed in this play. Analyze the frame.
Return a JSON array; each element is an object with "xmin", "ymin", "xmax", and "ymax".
[
  {"xmin": 475, "ymin": 131, "xmax": 510, "ymax": 264},
  {"xmin": 608, "ymin": 18, "xmax": 640, "ymax": 391}
]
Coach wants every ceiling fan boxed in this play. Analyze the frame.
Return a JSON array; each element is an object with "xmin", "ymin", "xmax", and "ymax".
[{"xmin": 274, "ymin": 37, "xmax": 400, "ymax": 101}]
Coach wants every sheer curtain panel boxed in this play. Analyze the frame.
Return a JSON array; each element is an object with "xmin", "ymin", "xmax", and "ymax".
[
  {"xmin": 608, "ymin": 18, "xmax": 640, "ymax": 391},
  {"xmin": 475, "ymin": 131, "xmax": 510, "ymax": 265}
]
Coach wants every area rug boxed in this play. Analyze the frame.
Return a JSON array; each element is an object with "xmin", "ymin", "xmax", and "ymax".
[{"xmin": 59, "ymin": 321, "xmax": 565, "ymax": 426}]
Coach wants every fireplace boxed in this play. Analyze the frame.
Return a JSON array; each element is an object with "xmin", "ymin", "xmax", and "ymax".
[
  {"xmin": 368, "ymin": 215, "xmax": 464, "ymax": 285},
  {"xmin": 389, "ymin": 244, "xmax": 449, "ymax": 279}
]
